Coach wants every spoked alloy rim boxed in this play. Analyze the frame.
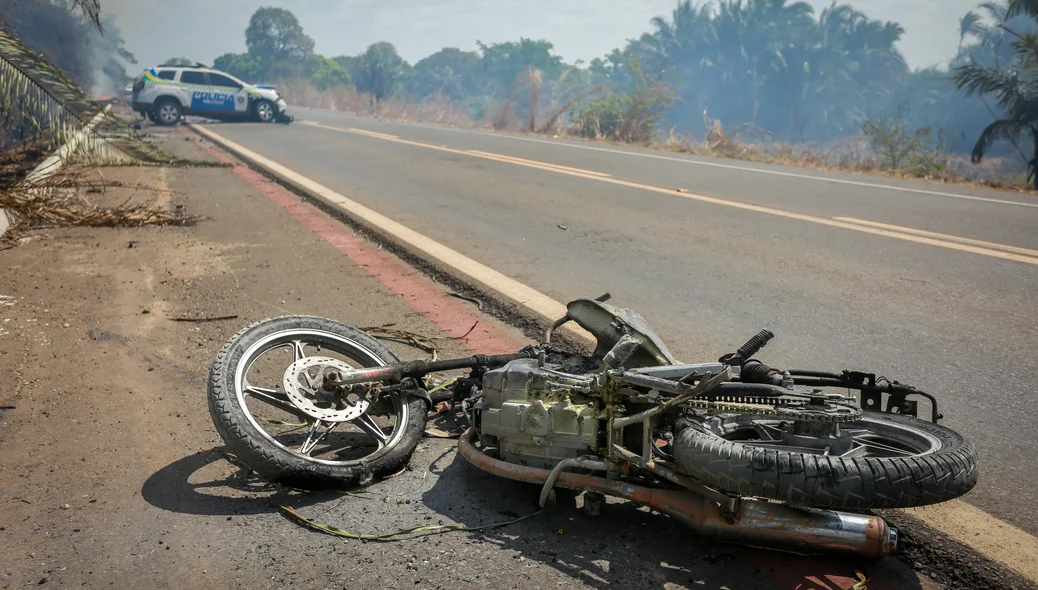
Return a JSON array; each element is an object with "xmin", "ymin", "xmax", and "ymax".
[
  {"xmin": 256, "ymin": 102, "xmax": 274, "ymax": 122},
  {"xmin": 234, "ymin": 329, "xmax": 409, "ymax": 466},
  {"xmin": 158, "ymin": 104, "xmax": 179, "ymax": 123}
]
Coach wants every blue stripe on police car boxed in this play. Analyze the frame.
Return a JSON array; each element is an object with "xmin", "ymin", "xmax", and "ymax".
[{"xmin": 191, "ymin": 91, "xmax": 236, "ymax": 112}]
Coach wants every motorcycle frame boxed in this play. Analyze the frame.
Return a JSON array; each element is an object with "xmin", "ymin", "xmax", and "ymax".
[
  {"xmin": 453, "ymin": 360, "xmax": 900, "ymax": 558},
  {"xmin": 327, "ymin": 326, "xmax": 931, "ymax": 557}
]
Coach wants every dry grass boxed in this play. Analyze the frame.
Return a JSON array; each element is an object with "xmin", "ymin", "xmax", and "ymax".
[
  {"xmin": 646, "ymin": 123, "xmax": 1033, "ymax": 192},
  {"xmin": 526, "ymin": 68, "xmax": 542, "ymax": 132},
  {"xmin": 539, "ymin": 88, "xmax": 593, "ymax": 135},
  {"xmin": 279, "ymin": 80, "xmax": 476, "ymax": 128},
  {"xmin": 491, "ymin": 81, "xmax": 523, "ymax": 131}
]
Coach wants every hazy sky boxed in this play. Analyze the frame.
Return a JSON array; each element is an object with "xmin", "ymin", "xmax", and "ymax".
[{"xmin": 103, "ymin": 0, "xmax": 976, "ymax": 74}]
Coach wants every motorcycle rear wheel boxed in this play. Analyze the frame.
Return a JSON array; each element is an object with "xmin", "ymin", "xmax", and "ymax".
[
  {"xmin": 208, "ymin": 315, "xmax": 426, "ymax": 489},
  {"xmin": 673, "ymin": 411, "xmax": 978, "ymax": 509}
]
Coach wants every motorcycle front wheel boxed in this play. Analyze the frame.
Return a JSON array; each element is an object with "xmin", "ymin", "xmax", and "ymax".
[
  {"xmin": 208, "ymin": 316, "xmax": 426, "ymax": 489},
  {"xmin": 673, "ymin": 411, "xmax": 978, "ymax": 509}
]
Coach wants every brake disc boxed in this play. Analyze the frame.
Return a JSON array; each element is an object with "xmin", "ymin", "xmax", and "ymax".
[{"xmin": 282, "ymin": 357, "xmax": 369, "ymax": 422}]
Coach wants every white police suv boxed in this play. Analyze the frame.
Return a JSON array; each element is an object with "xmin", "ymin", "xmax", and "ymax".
[{"xmin": 130, "ymin": 64, "xmax": 292, "ymax": 126}]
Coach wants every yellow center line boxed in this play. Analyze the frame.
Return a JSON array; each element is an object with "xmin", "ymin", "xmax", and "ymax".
[
  {"xmin": 344, "ymin": 127, "xmax": 399, "ymax": 141},
  {"xmin": 466, "ymin": 150, "xmax": 612, "ymax": 177},
  {"xmin": 836, "ymin": 216, "xmax": 1038, "ymax": 258},
  {"xmin": 305, "ymin": 120, "xmax": 1038, "ymax": 266}
]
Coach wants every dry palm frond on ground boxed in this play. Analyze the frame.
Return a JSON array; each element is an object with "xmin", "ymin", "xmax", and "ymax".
[
  {"xmin": 0, "ymin": 22, "xmax": 224, "ymax": 240},
  {"xmin": 0, "ymin": 171, "xmax": 201, "ymax": 231}
]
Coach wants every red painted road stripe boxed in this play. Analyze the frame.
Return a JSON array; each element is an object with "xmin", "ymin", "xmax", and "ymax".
[
  {"xmin": 182, "ymin": 128, "xmax": 522, "ymax": 356},
  {"xmin": 183, "ymin": 126, "xmax": 907, "ymax": 590}
]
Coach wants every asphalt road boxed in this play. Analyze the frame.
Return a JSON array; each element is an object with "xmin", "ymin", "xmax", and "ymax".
[{"xmin": 201, "ymin": 108, "xmax": 1038, "ymax": 537}]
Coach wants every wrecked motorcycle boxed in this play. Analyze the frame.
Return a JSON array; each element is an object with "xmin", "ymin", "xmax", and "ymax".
[{"xmin": 207, "ymin": 296, "xmax": 979, "ymax": 557}]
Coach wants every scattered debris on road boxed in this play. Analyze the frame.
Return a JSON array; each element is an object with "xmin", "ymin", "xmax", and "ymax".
[
  {"xmin": 170, "ymin": 314, "xmax": 240, "ymax": 323},
  {"xmin": 445, "ymin": 291, "xmax": 484, "ymax": 311},
  {"xmin": 281, "ymin": 504, "xmax": 546, "ymax": 542}
]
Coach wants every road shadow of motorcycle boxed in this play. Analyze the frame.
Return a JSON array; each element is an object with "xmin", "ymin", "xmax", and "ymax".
[
  {"xmin": 140, "ymin": 439, "xmax": 924, "ymax": 590},
  {"xmin": 139, "ymin": 445, "xmax": 334, "ymax": 516},
  {"xmin": 418, "ymin": 444, "xmax": 925, "ymax": 590}
]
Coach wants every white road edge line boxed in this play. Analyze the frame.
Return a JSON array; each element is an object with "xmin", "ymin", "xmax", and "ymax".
[
  {"xmin": 192, "ymin": 122, "xmax": 1038, "ymax": 585},
  {"xmin": 300, "ymin": 108, "xmax": 1038, "ymax": 210}
]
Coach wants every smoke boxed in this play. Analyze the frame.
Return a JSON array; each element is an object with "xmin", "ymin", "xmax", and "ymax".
[
  {"xmin": 100, "ymin": 0, "xmax": 260, "ymax": 70},
  {"xmin": 82, "ymin": 15, "xmax": 135, "ymax": 97},
  {"xmin": 94, "ymin": 0, "xmax": 975, "ymax": 74}
]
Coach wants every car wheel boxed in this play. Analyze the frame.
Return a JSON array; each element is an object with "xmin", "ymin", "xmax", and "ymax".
[
  {"xmin": 253, "ymin": 99, "xmax": 276, "ymax": 123},
  {"xmin": 154, "ymin": 99, "xmax": 182, "ymax": 126},
  {"xmin": 146, "ymin": 111, "xmax": 160, "ymax": 124}
]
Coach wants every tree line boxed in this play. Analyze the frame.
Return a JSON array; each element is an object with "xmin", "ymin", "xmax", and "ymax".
[
  {"xmin": 4, "ymin": 0, "xmax": 1038, "ymax": 182},
  {"xmin": 199, "ymin": 3, "xmax": 1035, "ymax": 156}
]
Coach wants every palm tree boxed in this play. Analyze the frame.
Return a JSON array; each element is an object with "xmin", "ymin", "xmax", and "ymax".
[
  {"xmin": 624, "ymin": 0, "xmax": 909, "ymax": 140},
  {"xmin": 69, "ymin": 0, "xmax": 102, "ymax": 30},
  {"xmin": 955, "ymin": 4, "xmax": 1038, "ymax": 187},
  {"xmin": 1007, "ymin": 0, "xmax": 1038, "ymax": 18},
  {"xmin": 960, "ymin": 11, "xmax": 983, "ymax": 50},
  {"xmin": 355, "ymin": 42, "xmax": 408, "ymax": 102}
]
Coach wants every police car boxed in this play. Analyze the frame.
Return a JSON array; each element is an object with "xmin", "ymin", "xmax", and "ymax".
[{"xmin": 130, "ymin": 64, "xmax": 291, "ymax": 126}]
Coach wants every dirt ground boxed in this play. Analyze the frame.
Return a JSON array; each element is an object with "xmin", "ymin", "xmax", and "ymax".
[{"xmin": 0, "ymin": 127, "xmax": 939, "ymax": 590}]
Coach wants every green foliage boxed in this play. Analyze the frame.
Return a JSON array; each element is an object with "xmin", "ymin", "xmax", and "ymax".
[
  {"xmin": 406, "ymin": 48, "xmax": 480, "ymax": 101},
  {"xmin": 628, "ymin": 0, "xmax": 910, "ymax": 140},
  {"xmin": 954, "ymin": 0, "xmax": 1038, "ymax": 185},
  {"xmin": 245, "ymin": 7, "xmax": 315, "ymax": 67},
  {"xmin": 861, "ymin": 115, "xmax": 954, "ymax": 174},
  {"xmin": 476, "ymin": 39, "xmax": 563, "ymax": 96},
  {"xmin": 574, "ymin": 95, "xmax": 624, "ymax": 138},
  {"xmin": 573, "ymin": 60, "xmax": 674, "ymax": 142},
  {"xmin": 353, "ymin": 42, "xmax": 408, "ymax": 101},
  {"xmin": 310, "ymin": 56, "xmax": 351, "ymax": 90},
  {"xmin": 213, "ymin": 53, "xmax": 263, "ymax": 82},
  {"xmin": 588, "ymin": 49, "xmax": 637, "ymax": 89}
]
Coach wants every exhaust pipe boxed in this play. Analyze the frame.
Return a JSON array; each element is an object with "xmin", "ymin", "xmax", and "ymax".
[{"xmin": 458, "ymin": 429, "xmax": 896, "ymax": 558}]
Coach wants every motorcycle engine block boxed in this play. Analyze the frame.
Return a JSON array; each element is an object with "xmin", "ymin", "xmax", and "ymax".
[{"xmin": 478, "ymin": 358, "xmax": 600, "ymax": 469}]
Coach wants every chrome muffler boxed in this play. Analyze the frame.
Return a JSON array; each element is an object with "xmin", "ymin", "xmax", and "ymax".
[{"xmin": 458, "ymin": 429, "xmax": 896, "ymax": 558}]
